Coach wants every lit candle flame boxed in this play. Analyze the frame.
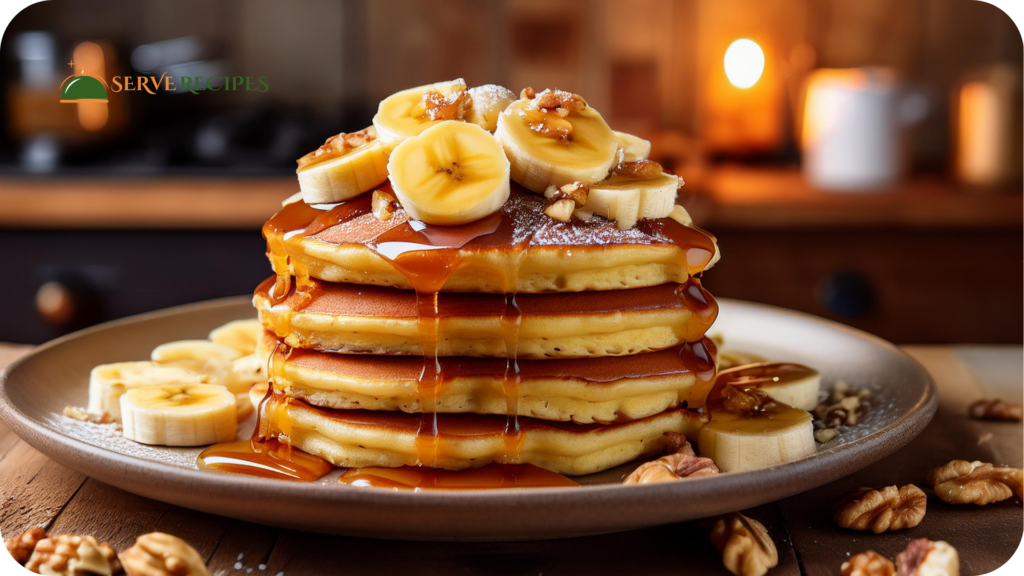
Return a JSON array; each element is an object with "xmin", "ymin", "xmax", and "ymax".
[{"xmin": 724, "ymin": 39, "xmax": 765, "ymax": 89}]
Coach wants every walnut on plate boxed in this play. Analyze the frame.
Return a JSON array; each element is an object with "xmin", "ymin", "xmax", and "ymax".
[
  {"xmin": 895, "ymin": 539, "xmax": 959, "ymax": 576},
  {"xmin": 926, "ymin": 460, "xmax": 1023, "ymax": 505},
  {"xmin": 841, "ymin": 551, "xmax": 895, "ymax": 576},
  {"xmin": 622, "ymin": 433, "xmax": 719, "ymax": 484},
  {"xmin": 120, "ymin": 532, "xmax": 209, "ymax": 576},
  {"xmin": 24, "ymin": 533, "xmax": 122, "ymax": 576},
  {"xmin": 709, "ymin": 513, "xmax": 779, "ymax": 576},
  {"xmin": 832, "ymin": 484, "xmax": 927, "ymax": 533},
  {"xmin": 968, "ymin": 399, "xmax": 1023, "ymax": 422}
]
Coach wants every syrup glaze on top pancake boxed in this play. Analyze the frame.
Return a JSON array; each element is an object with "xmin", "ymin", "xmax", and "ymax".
[{"xmin": 263, "ymin": 182, "xmax": 717, "ymax": 296}]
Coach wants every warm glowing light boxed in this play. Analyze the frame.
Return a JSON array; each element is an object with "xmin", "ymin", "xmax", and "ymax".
[{"xmin": 724, "ymin": 39, "xmax": 765, "ymax": 89}]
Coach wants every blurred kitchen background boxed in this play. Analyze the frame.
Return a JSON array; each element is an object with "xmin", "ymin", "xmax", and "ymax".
[{"xmin": 0, "ymin": 0, "xmax": 1021, "ymax": 345}]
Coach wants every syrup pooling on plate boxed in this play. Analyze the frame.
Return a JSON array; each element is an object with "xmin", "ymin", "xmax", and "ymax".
[
  {"xmin": 715, "ymin": 362, "xmax": 818, "ymax": 391},
  {"xmin": 338, "ymin": 464, "xmax": 579, "ymax": 490},
  {"xmin": 197, "ymin": 439, "xmax": 333, "ymax": 482}
]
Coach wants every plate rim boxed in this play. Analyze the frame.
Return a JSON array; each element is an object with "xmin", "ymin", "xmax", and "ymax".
[{"xmin": 0, "ymin": 296, "xmax": 937, "ymax": 522}]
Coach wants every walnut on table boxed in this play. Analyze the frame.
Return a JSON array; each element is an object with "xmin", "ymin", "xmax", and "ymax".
[
  {"xmin": 926, "ymin": 460, "xmax": 1023, "ymax": 505},
  {"xmin": 841, "ymin": 551, "xmax": 896, "ymax": 576},
  {"xmin": 832, "ymin": 484, "xmax": 927, "ymax": 533},
  {"xmin": 622, "ymin": 433, "xmax": 719, "ymax": 484},
  {"xmin": 709, "ymin": 513, "xmax": 779, "ymax": 576},
  {"xmin": 24, "ymin": 533, "xmax": 122, "ymax": 576},
  {"xmin": 968, "ymin": 399, "xmax": 1023, "ymax": 422},
  {"xmin": 120, "ymin": 533, "xmax": 210, "ymax": 576},
  {"xmin": 4, "ymin": 526, "xmax": 46, "ymax": 565},
  {"xmin": 895, "ymin": 539, "xmax": 959, "ymax": 576}
]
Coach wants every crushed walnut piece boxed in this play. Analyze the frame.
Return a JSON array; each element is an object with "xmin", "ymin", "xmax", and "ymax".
[
  {"xmin": 531, "ymin": 88, "xmax": 588, "ymax": 113},
  {"xmin": 25, "ymin": 534, "xmax": 122, "ymax": 576},
  {"xmin": 613, "ymin": 159, "xmax": 664, "ymax": 179},
  {"xmin": 968, "ymin": 399, "xmax": 1023, "ymax": 422},
  {"xmin": 297, "ymin": 127, "xmax": 376, "ymax": 168},
  {"xmin": 926, "ymin": 460, "xmax": 1023, "ymax": 505},
  {"xmin": 520, "ymin": 87, "xmax": 536, "ymax": 100},
  {"xmin": 543, "ymin": 199, "xmax": 575, "ymax": 223},
  {"xmin": 416, "ymin": 89, "xmax": 472, "ymax": 122},
  {"xmin": 622, "ymin": 433, "xmax": 719, "ymax": 484},
  {"xmin": 833, "ymin": 484, "xmax": 927, "ymax": 533},
  {"xmin": 812, "ymin": 381, "xmax": 871, "ymax": 441},
  {"xmin": 120, "ymin": 532, "xmax": 210, "ymax": 576},
  {"xmin": 5, "ymin": 526, "xmax": 46, "ymax": 565},
  {"xmin": 544, "ymin": 181, "xmax": 589, "ymax": 207},
  {"xmin": 895, "ymin": 539, "xmax": 959, "ymax": 576},
  {"xmin": 371, "ymin": 189, "xmax": 400, "ymax": 222},
  {"xmin": 842, "ymin": 551, "xmax": 896, "ymax": 576},
  {"xmin": 709, "ymin": 513, "xmax": 779, "ymax": 576},
  {"xmin": 720, "ymin": 385, "xmax": 773, "ymax": 416},
  {"xmin": 63, "ymin": 406, "xmax": 116, "ymax": 425}
]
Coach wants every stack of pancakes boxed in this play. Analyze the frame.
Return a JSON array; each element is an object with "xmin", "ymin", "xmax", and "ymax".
[{"xmin": 252, "ymin": 184, "xmax": 721, "ymax": 476}]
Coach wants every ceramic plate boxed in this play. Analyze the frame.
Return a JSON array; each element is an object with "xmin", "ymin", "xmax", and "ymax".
[{"xmin": 0, "ymin": 297, "xmax": 936, "ymax": 541}]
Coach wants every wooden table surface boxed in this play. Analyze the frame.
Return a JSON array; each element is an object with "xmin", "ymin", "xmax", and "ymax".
[{"xmin": 1, "ymin": 344, "xmax": 1021, "ymax": 575}]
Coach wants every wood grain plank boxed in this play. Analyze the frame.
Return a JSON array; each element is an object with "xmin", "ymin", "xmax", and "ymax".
[
  {"xmin": 205, "ymin": 520, "xmax": 280, "ymax": 575},
  {"xmin": 0, "ymin": 441, "xmax": 87, "ymax": 536},
  {"xmin": 47, "ymin": 479, "xmax": 170, "ymax": 550}
]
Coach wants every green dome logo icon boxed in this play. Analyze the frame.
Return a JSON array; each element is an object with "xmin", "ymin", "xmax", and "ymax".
[{"xmin": 59, "ymin": 74, "xmax": 108, "ymax": 103}]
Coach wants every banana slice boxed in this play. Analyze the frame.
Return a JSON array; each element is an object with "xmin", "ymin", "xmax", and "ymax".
[
  {"xmin": 372, "ymin": 79, "xmax": 469, "ymax": 147},
  {"xmin": 120, "ymin": 384, "xmax": 237, "ymax": 446},
  {"xmin": 614, "ymin": 130, "xmax": 652, "ymax": 162},
  {"xmin": 466, "ymin": 85, "xmax": 516, "ymax": 132},
  {"xmin": 387, "ymin": 121, "xmax": 510, "ymax": 225},
  {"xmin": 494, "ymin": 90, "xmax": 618, "ymax": 193},
  {"xmin": 281, "ymin": 191, "xmax": 303, "ymax": 206},
  {"xmin": 88, "ymin": 361, "xmax": 207, "ymax": 421},
  {"xmin": 296, "ymin": 127, "xmax": 390, "ymax": 204},
  {"xmin": 586, "ymin": 172, "xmax": 681, "ymax": 229},
  {"xmin": 717, "ymin": 363, "xmax": 821, "ymax": 411},
  {"xmin": 151, "ymin": 340, "xmax": 246, "ymax": 394},
  {"xmin": 208, "ymin": 319, "xmax": 263, "ymax": 355},
  {"xmin": 698, "ymin": 389, "xmax": 816, "ymax": 473}
]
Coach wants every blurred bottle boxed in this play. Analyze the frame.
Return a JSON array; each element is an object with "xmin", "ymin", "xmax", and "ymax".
[{"xmin": 953, "ymin": 63, "xmax": 1023, "ymax": 188}]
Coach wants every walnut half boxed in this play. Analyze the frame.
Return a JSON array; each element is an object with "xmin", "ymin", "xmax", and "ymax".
[
  {"xmin": 709, "ymin": 513, "xmax": 779, "ymax": 576},
  {"xmin": 842, "ymin": 551, "xmax": 896, "ymax": 576},
  {"xmin": 622, "ymin": 433, "xmax": 719, "ymax": 484},
  {"xmin": 895, "ymin": 539, "xmax": 959, "ymax": 576},
  {"xmin": 120, "ymin": 533, "xmax": 209, "ymax": 576},
  {"xmin": 926, "ymin": 460, "xmax": 1023, "ymax": 505},
  {"xmin": 832, "ymin": 484, "xmax": 927, "ymax": 533},
  {"xmin": 968, "ymin": 399, "xmax": 1023, "ymax": 422},
  {"xmin": 4, "ymin": 526, "xmax": 46, "ymax": 565},
  {"xmin": 24, "ymin": 534, "xmax": 122, "ymax": 576}
]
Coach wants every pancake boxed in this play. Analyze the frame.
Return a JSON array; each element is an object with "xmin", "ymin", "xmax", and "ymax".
[
  {"xmin": 264, "ymin": 183, "xmax": 719, "ymax": 294},
  {"xmin": 249, "ymin": 383, "xmax": 706, "ymax": 475},
  {"xmin": 255, "ymin": 275, "xmax": 716, "ymax": 358},
  {"xmin": 256, "ymin": 332, "xmax": 717, "ymax": 424}
]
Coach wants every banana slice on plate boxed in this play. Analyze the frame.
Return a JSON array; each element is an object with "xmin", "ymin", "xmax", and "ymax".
[
  {"xmin": 716, "ymin": 363, "xmax": 821, "ymax": 411},
  {"xmin": 495, "ymin": 89, "xmax": 618, "ymax": 193},
  {"xmin": 120, "ymin": 384, "xmax": 237, "ymax": 446},
  {"xmin": 296, "ymin": 127, "xmax": 390, "ymax": 204},
  {"xmin": 387, "ymin": 121, "xmax": 510, "ymax": 225},
  {"xmin": 698, "ymin": 386, "xmax": 816, "ymax": 473},
  {"xmin": 88, "ymin": 361, "xmax": 207, "ymax": 421},
  {"xmin": 613, "ymin": 130, "xmax": 652, "ymax": 162},
  {"xmin": 208, "ymin": 318, "xmax": 263, "ymax": 355},
  {"xmin": 373, "ymin": 79, "xmax": 469, "ymax": 147}
]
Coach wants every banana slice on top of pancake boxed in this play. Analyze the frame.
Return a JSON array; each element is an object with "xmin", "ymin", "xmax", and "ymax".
[
  {"xmin": 372, "ymin": 78, "xmax": 470, "ymax": 147},
  {"xmin": 296, "ymin": 127, "xmax": 390, "ymax": 204},
  {"xmin": 387, "ymin": 121, "xmax": 510, "ymax": 225}
]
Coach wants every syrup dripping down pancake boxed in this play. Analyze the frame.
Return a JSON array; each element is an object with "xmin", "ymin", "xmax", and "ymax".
[
  {"xmin": 254, "ymin": 276, "xmax": 717, "ymax": 358},
  {"xmin": 249, "ymin": 383, "xmax": 706, "ymax": 476},
  {"xmin": 263, "ymin": 183, "xmax": 719, "ymax": 293},
  {"xmin": 255, "ymin": 332, "xmax": 717, "ymax": 424}
]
